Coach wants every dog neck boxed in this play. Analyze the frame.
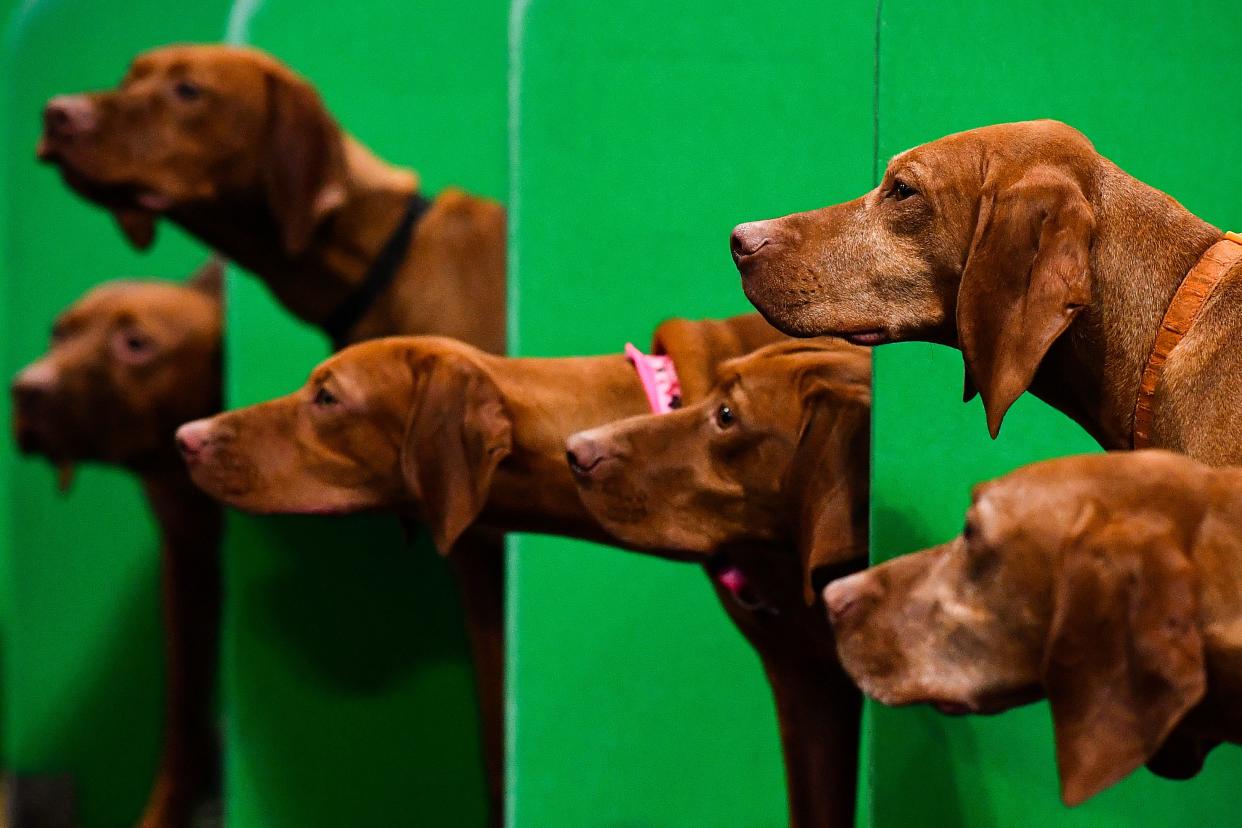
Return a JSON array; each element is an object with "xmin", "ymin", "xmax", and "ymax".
[
  {"xmin": 173, "ymin": 137, "xmax": 419, "ymax": 334},
  {"xmin": 480, "ymin": 353, "xmax": 650, "ymax": 543},
  {"xmin": 1029, "ymin": 160, "xmax": 1220, "ymax": 449}
]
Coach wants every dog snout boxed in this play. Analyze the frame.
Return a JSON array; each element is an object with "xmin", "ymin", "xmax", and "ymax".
[
  {"xmin": 43, "ymin": 95, "xmax": 97, "ymax": 139},
  {"xmin": 11, "ymin": 362, "xmax": 60, "ymax": 409},
  {"xmin": 175, "ymin": 419, "xmax": 215, "ymax": 462},
  {"xmin": 565, "ymin": 433, "xmax": 609, "ymax": 477},
  {"xmin": 824, "ymin": 571, "xmax": 883, "ymax": 625},
  {"xmin": 730, "ymin": 221, "xmax": 773, "ymax": 265}
]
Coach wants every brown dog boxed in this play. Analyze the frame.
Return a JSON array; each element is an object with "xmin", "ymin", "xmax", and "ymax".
[
  {"xmin": 732, "ymin": 119, "xmax": 1242, "ymax": 459},
  {"xmin": 37, "ymin": 44, "xmax": 505, "ymax": 352},
  {"xmin": 566, "ymin": 339, "xmax": 871, "ymax": 827},
  {"xmin": 10, "ymin": 262, "xmax": 224, "ymax": 828},
  {"xmin": 171, "ymin": 313, "xmax": 779, "ymax": 809},
  {"xmin": 37, "ymin": 43, "xmax": 510, "ymax": 810},
  {"xmin": 824, "ymin": 450, "xmax": 1242, "ymax": 806},
  {"xmin": 174, "ymin": 315, "xmax": 780, "ymax": 545}
]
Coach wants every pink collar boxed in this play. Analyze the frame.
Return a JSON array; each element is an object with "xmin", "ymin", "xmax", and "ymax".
[{"xmin": 625, "ymin": 342, "xmax": 682, "ymax": 414}]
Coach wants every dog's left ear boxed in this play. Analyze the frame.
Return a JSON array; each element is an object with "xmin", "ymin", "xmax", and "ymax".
[
  {"xmin": 958, "ymin": 165, "xmax": 1094, "ymax": 438},
  {"xmin": 652, "ymin": 313, "xmax": 786, "ymax": 401},
  {"xmin": 1043, "ymin": 513, "xmax": 1206, "ymax": 806},
  {"xmin": 783, "ymin": 372, "xmax": 871, "ymax": 604},
  {"xmin": 112, "ymin": 206, "xmax": 157, "ymax": 250},
  {"xmin": 186, "ymin": 255, "xmax": 226, "ymax": 298},
  {"xmin": 401, "ymin": 354, "xmax": 513, "ymax": 554},
  {"xmin": 262, "ymin": 70, "xmax": 348, "ymax": 256}
]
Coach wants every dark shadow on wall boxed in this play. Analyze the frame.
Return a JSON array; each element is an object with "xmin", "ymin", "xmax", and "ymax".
[{"xmin": 225, "ymin": 512, "xmax": 488, "ymax": 827}]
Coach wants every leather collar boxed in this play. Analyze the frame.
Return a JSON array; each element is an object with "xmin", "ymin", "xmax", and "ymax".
[
  {"xmin": 322, "ymin": 191, "xmax": 432, "ymax": 346},
  {"xmin": 1132, "ymin": 231, "xmax": 1242, "ymax": 448}
]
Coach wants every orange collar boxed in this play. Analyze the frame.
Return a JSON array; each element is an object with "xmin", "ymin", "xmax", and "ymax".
[{"xmin": 1132, "ymin": 231, "xmax": 1242, "ymax": 448}]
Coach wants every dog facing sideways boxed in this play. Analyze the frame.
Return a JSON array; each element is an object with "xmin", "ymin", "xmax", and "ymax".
[
  {"xmin": 38, "ymin": 44, "xmax": 505, "ymax": 352},
  {"xmin": 733, "ymin": 119, "xmax": 1242, "ymax": 464},
  {"xmin": 10, "ymin": 261, "xmax": 224, "ymax": 828},
  {"xmin": 825, "ymin": 450, "xmax": 1242, "ymax": 806},
  {"xmin": 566, "ymin": 338, "xmax": 871, "ymax": 827},
  {"xmin": 37, "ymin": 42, "xmax": 511, "ymax": 808}
]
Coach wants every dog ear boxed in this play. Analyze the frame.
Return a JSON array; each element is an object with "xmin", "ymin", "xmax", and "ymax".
[
  {"xmin": 186, "ymin": 255, "xmax": 226, "ymax": 298},
  {"xmin": 783, "ymin": 371, "xmax": 870, "ymax": 604},
  {"xmin": 652, "ymin": 314, "xmax": 786, "ymax": 402},
  {"xmin": 262, "ymin": 70, "xmax": 348, "ymax": 256},
  {"xmin": 400, "ymin": 355, "xmax": 513, "ymax": 554},
  {"xmin": 958, "ymin": 165, "xmax": 1094, "ymax": 438},
  {"xmin": 1042, "ymin": 513, "xmax": 1206, "ymax": 806},
  {"xmin": 112, "ymin": 207, "xmax": 157, "ymax": 250}
]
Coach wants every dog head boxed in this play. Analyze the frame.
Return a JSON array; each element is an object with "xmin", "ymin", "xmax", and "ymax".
[
  {"xmin": 10, "ymin": 258, "xmax": 223, "ymax": 484},
  {"xmin": 568, "ymin": 338, "xmax": 871, "ymax": 603},
  {"xmin": 177, "ymin": 336, "xmax": 511, "ymax": 553},
  {"xmin": 38, "ymin": 44, "xmax": 353, "ymax": 254},
  {"xmin": 826, "ymin": 451, "xmax": 1213, "ymax": 805},
  {"xmin": 733, "ymin": 119, "xmax": 1098, "ymax": 436}
]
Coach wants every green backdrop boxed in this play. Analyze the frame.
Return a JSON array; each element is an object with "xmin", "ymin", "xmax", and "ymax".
[
  {"xmin": 221, "ymin": 0, "xmax": 506, "ymax": 825},
  {"xmin": 506, "ymin": 2, "xmax": 873, "ymax": 824},
  {"xmin": 868, "ymin": 1, "xmax": 1242, "ymax": 826},
  {"xmin": 0, "ymin": 2, "xmax": 231, "ymax": 826}
]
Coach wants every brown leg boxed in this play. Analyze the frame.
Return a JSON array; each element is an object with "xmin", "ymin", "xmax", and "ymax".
[
  {"xmin": 449, "ymin": 528, "xmax": 506, "ymax": 827},
  {"xmin": 138, "ymin": 480, "xmax": 222, "ymax": 828},
  {"xmin": 760, "ymin": 652, "xmax": 862, "ymax": 828}
]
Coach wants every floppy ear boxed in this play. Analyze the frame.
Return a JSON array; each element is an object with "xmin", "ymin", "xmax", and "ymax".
[
  {"xmin": 262, "ymin": 71, "xmax": 348, "ymax": 256},
  {"xmin": 400, "ymin": 355, "xmax": 513, "ymax": 554},
  {"xmin": 112, "ymin": 206, "xmax": 157, "ymax": 249},
  {"xmin": 782, "ymin": 374, "xmax": 871, "ymax": 604},
  {"xmin": 186, "ymin": 255, "xmax": 226, "ymax": 298},
  {"xmin": 652, "ymin": 314, "xmax": 786, "ymax": 401},
  {"xmin": 958, "ymin": 165, "xmax": 1094, "ymax": 437},
  {"xmin": 1042, "ymin": 515, "xmax": 1206, "ymax": 806}
]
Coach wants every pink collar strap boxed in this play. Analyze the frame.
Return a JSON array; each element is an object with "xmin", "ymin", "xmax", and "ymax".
[{"xmin": 625, "ymin": 342, "xmax": 682, "ymax": 414}]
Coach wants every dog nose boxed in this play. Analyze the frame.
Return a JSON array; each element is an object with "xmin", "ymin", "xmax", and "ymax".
[
  {"xmin": 175, "ymin": 419, "xmax": 214, "ymax": 461},
  {"xmin": 43, "ymin": 95, "xmax": 97, "ymax": 138},
  {"xmin": 730, "ymin": 221, "xmax": 772, "ymax": 264},
  {"xmin": 823, "ymin": 571, "xmax": 883, "ymax": 625},
  {"xmin": 11, "ymin": 362, "xmax": 59, "ymax": 408},
  {"xmin": 565, "ymin": 433, "xmax": 606, "ymax": 476}
]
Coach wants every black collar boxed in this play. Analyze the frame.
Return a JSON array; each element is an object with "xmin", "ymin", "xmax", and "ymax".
[{"xmin": 322, "ymin": 191, "xmax": 433, "ymax": 346}]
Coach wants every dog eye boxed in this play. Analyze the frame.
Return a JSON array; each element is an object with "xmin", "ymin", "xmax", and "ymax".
[
  {"xmin": 892, "ymin": 179, "xmax": 918, "ymax": 201},
  {"xmin": 313, "ymin": 387, "xmax": 339, "ymax": 407},
  {"xmin": 124, "ymin": 333, "xmax": 152, "ymax": 353},
  {"xmin": 962, "ymin": 520, "xmax": 975, "ymax": 542},
  {"xmin": 172, "ymin": 80, "xmax": 202, "ymax": 102},
  {"xmin": 715, "ymin": 403, "xmax": 737, "ymax": 428}
]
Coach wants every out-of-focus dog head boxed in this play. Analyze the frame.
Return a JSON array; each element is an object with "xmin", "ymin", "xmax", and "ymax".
[
  {"xmin": 567, "ymin": 338, "xmax": 871, "ymax": 603},
  {"xmin": 38, "ymin": 44, "xmax": 361, "ymax": 254},
  {"xmin": 732, "ymin": 119, "xmax": 1098, "ymax": 437},
  {"xmin": 177, "ymin": 336, "xmax": 510, "ymax": 553},
  {"xmin": 826, "ymin": 451, "xmax": 1215, "ymax": 805},
  {"xmin": 11, "ymin": 258, "xmax": 223, "ymax": 485}
]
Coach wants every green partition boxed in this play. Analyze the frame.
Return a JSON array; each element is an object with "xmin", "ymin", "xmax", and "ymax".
[
  {"xmin": 221, "ymin": 1, "xmax": 506, "ymax": 824},
  {"xmin": 870, "ymin": 1, "xmax": 1242, "ymax": 825},
  {"xmin": 507, "ymin": 2, "xmax": 873, "ymax": 824},
  {"xmin": 0, "ymin": 2, "xmax": 231, "ymax": 826}
]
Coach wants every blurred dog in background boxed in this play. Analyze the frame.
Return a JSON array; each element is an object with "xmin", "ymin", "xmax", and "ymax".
[{"xmin": 10, "ymin": 260, "xmax": 223, "ymax": 828}]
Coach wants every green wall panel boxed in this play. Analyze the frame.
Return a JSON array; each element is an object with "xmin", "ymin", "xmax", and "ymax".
[
  {"xmin": 0, "ymin": 2, "xmax": 231, "ymax": 826},
  {"xmin": 870, "ymin": 1, "xmax": 1242, "ymax": 825},
  {"xmin": 508, "ymin": 2, "xmax": 873, "ymax": 824},
  {"xmin": 222, "ymin": 0, "xmax": 506, "ymax": 824}
]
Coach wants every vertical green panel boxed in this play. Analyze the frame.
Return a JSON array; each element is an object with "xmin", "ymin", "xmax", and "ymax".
[
  {"xmin": 871, "ymin": 1, "xmax": 1242, "ymax": 825},
  {"xmin": 223, "ymin": 1, "xmax": 505, "ymax": 824},
  {"xmin": 0, "ymin": 2, "xmax": 230, "ymax": 826},
  {"xmin": 508, "ymin": 2, "xmax": 872, "ymax": 824}
]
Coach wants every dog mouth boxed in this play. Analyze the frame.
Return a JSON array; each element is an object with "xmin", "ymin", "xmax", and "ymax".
[
  {"xmin": 841, "ymin": 329, "xmax": 891, "ymax": 347},
  {"xmin": 707, "ymin": 556, "xmax": 776, "ymax": 614}
]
